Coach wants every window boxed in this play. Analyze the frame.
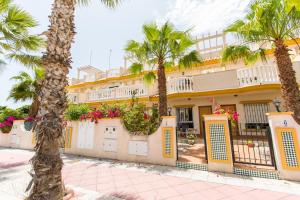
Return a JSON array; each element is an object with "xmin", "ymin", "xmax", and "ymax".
[
  {"xmin": 244, "ymin": 103, "xmax": 270, "ymax": 129},
  {"xmin": 176, "ymin": 107, "xmax": 194, "ymax": 131}
]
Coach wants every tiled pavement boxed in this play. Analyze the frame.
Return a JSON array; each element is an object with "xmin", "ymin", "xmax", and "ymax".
[{"xmin": 1, "ymin": 148, "xmax": 300, "ymax": 200}]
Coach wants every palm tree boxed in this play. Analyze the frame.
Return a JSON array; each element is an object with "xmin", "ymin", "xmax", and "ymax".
[
  {"xmin": 221, "ymin": 0, "xmax": 300, "ymax": 124},
  {"xmin": 125, "ymin": 22, "xmax": 201, "ymax": 116},
  {"xmin": 8, "ymin": 67, "xmax": 44, "ymax": 117},
  {"xmin": 0, "ymin": 0, "xmax": 43, "ymax": 70},
  {"xmin": 27, "ymin": 0, "xmax": 121, "ymax": 199}
]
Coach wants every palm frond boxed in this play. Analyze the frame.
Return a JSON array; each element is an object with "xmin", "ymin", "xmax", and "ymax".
[
  {"xmin": 0, "ymin": 0, "xmax": 11, "ymax": 14},
  {"xmin": 222, "ymin": 45, "xmax": 267, "ymax": 65},
  {"xmin": 14, "ymin": 35, "xmax": 45, "ymax": 51},
  {"xmin": 129, "ymin": 63, "xmax": 143, "ymax": 75},
  {"xmin": 178, "ymin": 50, "xmax": 202, "ymax": 69},
  {"xmin": 143, "ymin": 23, "xmax": 159, "ymax": 42},
  {"xmin": 143, "ymin": 71, "xmax": 156, "ymax": 85},
  {"xmin": 6, "ymin": 5, "xmax": 37, "ymax": 28},
  {"xmin": 8, "ymin": 70, "xmax": 35, "ymax": 102},
  {"xmin": 8, "ymin": 53, "xmax": 42, "ymax": 68}
]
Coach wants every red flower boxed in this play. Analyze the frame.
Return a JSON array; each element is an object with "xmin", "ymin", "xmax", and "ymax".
[{"xmin": 144, "ymin": 113, "xmax": 149, "ymax": 120}]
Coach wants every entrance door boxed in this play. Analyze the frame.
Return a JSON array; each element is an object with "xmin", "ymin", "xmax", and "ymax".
[{"xmin": 198, "ymin": 106, "xmax": 212, "ymax": 139}]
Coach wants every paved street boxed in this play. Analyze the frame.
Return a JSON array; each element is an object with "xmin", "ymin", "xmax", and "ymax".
[{"xmin": 0, "ymin": 148, "xmax": 300, "ymax": 200}]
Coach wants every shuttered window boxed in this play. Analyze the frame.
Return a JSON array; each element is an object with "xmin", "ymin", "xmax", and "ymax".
[{"xmin": 244, "ymin": 103, "xmax": 270, "ymax": 124}]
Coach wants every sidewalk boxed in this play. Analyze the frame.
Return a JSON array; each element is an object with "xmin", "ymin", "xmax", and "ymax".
[{"xmin": 0, "ymin": 148, "xmax": 300, "ymax": 200}]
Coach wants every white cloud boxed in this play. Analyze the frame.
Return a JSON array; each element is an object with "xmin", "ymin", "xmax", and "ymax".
[{"xmin": 160, "ymin": 0, "xmax": 250, "ymax": 35}]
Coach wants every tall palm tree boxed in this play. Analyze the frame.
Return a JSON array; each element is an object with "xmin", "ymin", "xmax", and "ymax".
[
  {"xmin": 125, "ymin": 22, "xmax": 201, "ymax": 116},
  {"xmin": 0, "ymin": 0, "xmax": 43, "ymax": 70},
  {"xmin": 27, "ymin": 0, "xmax": 121, "ymax": 199},
  {"xmin": 221, "ymin": 0, "xmax": 300, "ymax": 124},
  {"xmin": 8, "ymin": 67, "xmax": 44, "ymax": 117}
]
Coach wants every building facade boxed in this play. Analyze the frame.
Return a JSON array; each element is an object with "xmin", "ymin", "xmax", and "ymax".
[{"xmin": 67, "ymin": 32, "xmax": 300, "ymax": 139}]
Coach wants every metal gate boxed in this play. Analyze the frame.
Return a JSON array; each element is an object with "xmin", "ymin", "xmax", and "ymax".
[{"xmin": 229, "ymin": 123, "xmax": 276, "ymax": 168}]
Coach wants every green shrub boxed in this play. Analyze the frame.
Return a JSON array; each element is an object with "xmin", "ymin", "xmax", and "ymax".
[
  {"xmin": 65, "ymin": 104, "xmax": 91, "ymax": 121},
  {"xmin": 122, "ymin": 103, "xmax": 160, "ymax": 135},
  {"xmin": 0, "ymin": 107, "xmax": 26, "ymax": 122},
  {"xmin": 16, "ymin": 105, "xmax": 30, "ymax": 116}
]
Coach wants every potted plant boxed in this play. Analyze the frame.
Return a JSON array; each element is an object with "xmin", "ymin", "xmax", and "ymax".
[
  {"xmin": 24, "ymin": 116, "xmax": 35, "ymax": 131},
  {"xmin": 187, "ymin": 133, "xmax": 196, "ymax": 145},
  {"xmin": 0, "ymin": 116, "xmax": 15, "ymax": 134}
]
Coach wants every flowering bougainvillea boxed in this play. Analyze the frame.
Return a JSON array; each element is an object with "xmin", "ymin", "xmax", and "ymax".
[
  {"xmin": 0, "ymin": 116, "xmax": 15, "ymax": 133},
  {"xmin": 79, "ymin": 104, "xmax": 123, "ymax": 123},
  {"xmin": 213, "ymin": 105, "xmax": 239, "ymax": 127}
]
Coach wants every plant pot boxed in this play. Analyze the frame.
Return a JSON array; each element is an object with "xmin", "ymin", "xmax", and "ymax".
[
  {"xmin": 1, "ymin": 126, "xmax": 12, "ymax": 134},
  {"xmin": 24, "ymin": 121, "xmax": 34, "ymax": 131},
  {"xmin": 188, "ymin": 139, "xmax": 195, "ymax": 145}
]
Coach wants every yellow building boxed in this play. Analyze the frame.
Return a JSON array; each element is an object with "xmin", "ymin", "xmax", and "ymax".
[{"xmin": 67, "ymin": 32, "xmax": 300, "ymax": 139}]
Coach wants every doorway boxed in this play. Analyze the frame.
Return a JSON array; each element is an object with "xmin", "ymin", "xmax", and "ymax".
[{"xmin": 198, "ymin": 106, "xmax": 213, "ymax": 139}]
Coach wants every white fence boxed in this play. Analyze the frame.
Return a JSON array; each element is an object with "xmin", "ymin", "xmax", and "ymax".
[
  {"xmin": 87, "ymin": 85, "xmax": 147, "ymax": 102},
  {"xmin": 168, "ymin": 76, "xmax": 194, "ymax": 93},
  {"xmin": 237, "ymin": 65, "xmax": 279, "ymax": 87}
]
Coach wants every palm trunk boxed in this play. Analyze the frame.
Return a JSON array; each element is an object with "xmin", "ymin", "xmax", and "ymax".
[
  {"xmin": 157, "ymin": 58, "xmax": 168, "ymax": 117},
  {"xmin": 28, "ymin": 0, "xmax": 75, "ymax": 199},
  {"xmin": 29, "ymin": 96, "xmax": 40, "ymax": 118},
  {"xmin": 274, "ymin": 39, "xmax": 300, "ymax": 124}
]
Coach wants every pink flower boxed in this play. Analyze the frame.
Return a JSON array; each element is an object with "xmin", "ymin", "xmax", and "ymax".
[
  {"xmin": 4, "ymin": 121, "xmax": 13, "ymax": 127},
  {"xmin": 0, "ymin": 123, "xmax": 5, "ymax": 128},
  {"xmin": 233, "ymin": 112, "xmax": 239, "ymax": 121},
  {"xmin": 6, "ymin": 116, "xmax": 15, "ymax": 123}
]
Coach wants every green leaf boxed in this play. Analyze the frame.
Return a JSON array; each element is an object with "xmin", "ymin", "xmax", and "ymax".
[
  {"xmin": 222, "ymin": 45, "xmax": 267, "ymax": 65},
  {"xmin": 129, "ymin": 63, "xmax": 143, "ymax": 74},
  {"xmin": 178, "ymin": 50, "xmax": 202, "ymax": 69},
  {"xmin": 143, "ymin": 71, "xmax": 156, "ymax": 85}
]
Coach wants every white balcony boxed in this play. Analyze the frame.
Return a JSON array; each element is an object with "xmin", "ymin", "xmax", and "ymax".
[
  {"xmin": 86, "ymin": 85, "xmax": 147, "ymax": 102},
  {"xmin": 71, "ymin": 65, "xmax": 288, "ymax": 103},
  {"xmin": 68, "ymin": 93, "xmax": 79, "ymax": 103},
  {"xmin": 237, "ymin": 65, "xmax": 279, "ymax": 87},
  {"xmin": 168, "ymin": 76, "xmax": 194, "ymax": 93}
]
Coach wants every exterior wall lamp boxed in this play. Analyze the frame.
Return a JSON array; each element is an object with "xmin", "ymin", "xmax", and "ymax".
[
  {"xmin": 273, "ymin": 98, "xmax": 281, "ymax": 112},
  {"xmin": 168, "ymin": 107, "xmax": 172, "ymax": 116}
]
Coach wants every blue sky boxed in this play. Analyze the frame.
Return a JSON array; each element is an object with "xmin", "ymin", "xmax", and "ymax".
[{"xmin": 0, "ymin": 0, "xmax": 250, "ymax": 108}]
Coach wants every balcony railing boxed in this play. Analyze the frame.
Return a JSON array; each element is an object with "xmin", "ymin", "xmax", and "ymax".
[
  {"xmin": 68, "ymin": 93, "xmax": 79, "ymax": 103},
  {"xmin": 72, "ymin": 65, "xmax": 286, "ymax": 103},
  {"xmin": 86, "ymin": 85, "xmax": 147, "ymax": 102},
  {"xmin": 237, "ymin": 65, "xmax": 279, "ymax": 87},
  {"xmin": 168, "ymin": 76, "xmax": 194, "ymax": 93}
]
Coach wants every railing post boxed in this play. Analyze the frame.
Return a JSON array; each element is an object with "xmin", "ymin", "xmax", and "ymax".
[
  {"xmin": 203, "ymin": 114, "xmax": 234, "ymax": 173},
  {"xmin": 267, "ymin": 112, "xmax": 300, "ymax": 181}
]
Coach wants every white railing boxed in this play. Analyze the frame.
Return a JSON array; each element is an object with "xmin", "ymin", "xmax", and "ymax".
[
  {"xmin": 168, "ymin": 76, "xmax": 194, "ymax": 93},
  {"xmin": 87, "ymin": 89, "xmax": 114, "ymax": 101},
  {"xmin": 115, "ymin": 85, "xmax": 147, "ymax": 99},
  {"xmin": 237, "ymin": 65, "xmax": 279, "ymax": 87},
  {"xmin": 68, "ymin": 93, "xmax": 79, "ymax": 103},
  {"xmin": 86, "ymin": 85, "xmax": 147, "ymax": 102}
]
